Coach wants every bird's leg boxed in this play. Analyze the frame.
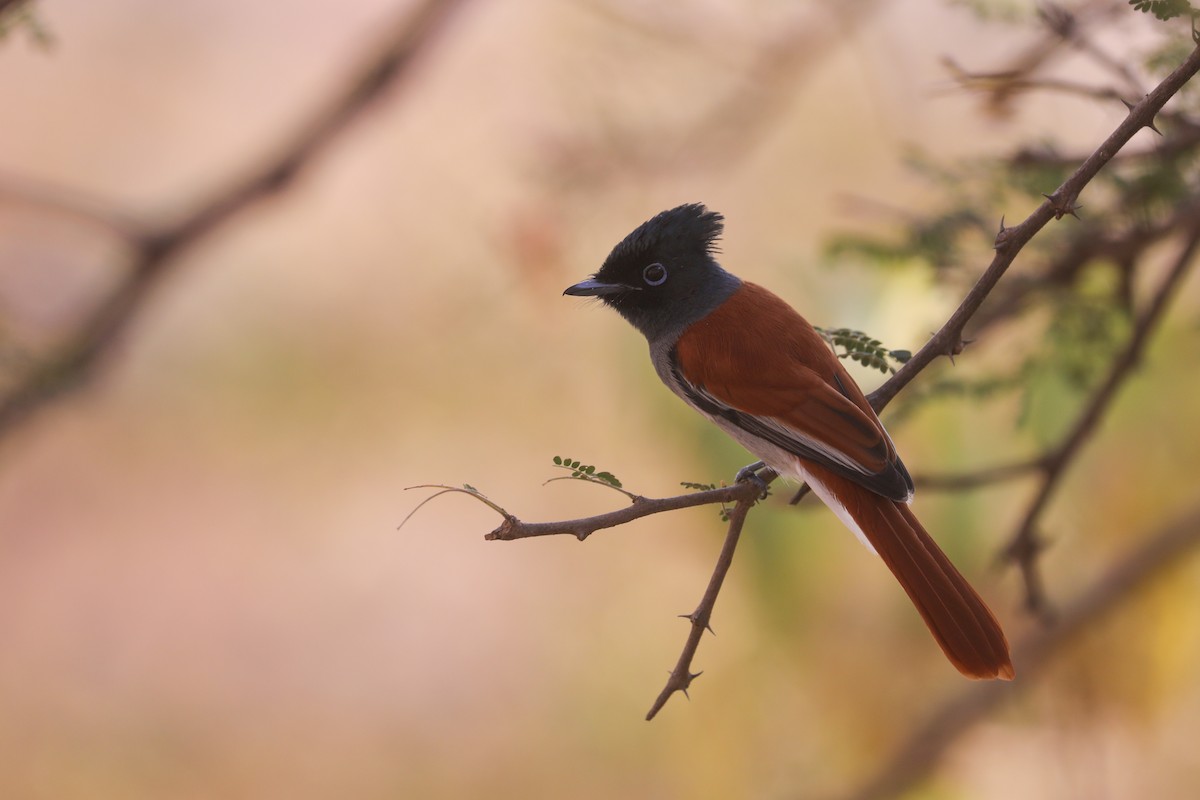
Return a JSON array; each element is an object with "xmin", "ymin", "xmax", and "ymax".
[
  {"xmin": 734, "ymin": 461, "xmax": 774, "ymax": 499},
  {"xmin": 734, "ymin": 460, "xmax": 766, "ymax": 484}
]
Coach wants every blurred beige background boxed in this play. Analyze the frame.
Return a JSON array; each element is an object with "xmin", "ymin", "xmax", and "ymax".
[{"xmin": 2, "ymin": 1, "xmax": 1199, "ymax": 798}]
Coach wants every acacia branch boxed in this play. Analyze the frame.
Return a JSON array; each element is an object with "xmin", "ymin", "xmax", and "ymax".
[
  {"xmin": 484, "ymin": 468, "xmax": 775, "ymax": 718},
  {"xmin": 477, "ymin": 42, "xmax": 1200, "ymax": 721},
  {"xmin": 868, "ymin": 42, "xmax": 1200, "ymax": 412},
  {"xmin": 782, "ymin": 44, "xmax": 1200, "ymax": 508},
  {"xmin": 0, "ymin": 0, "xmax": 471, "ymax": 441},
  {"xmin": 645, "ymin": 486, "xmax": 761, "ymax": 720},
  {"xmin": 910, "ymin": 217, "xmax": 1196, "ymax": 505},
  {"xmin": 484, "ymin": 479, "xmax": 763, "ymax": 541},
  {"xmin": 964, "ymin": 189, "xmax": 1200, "ymax": 338}
]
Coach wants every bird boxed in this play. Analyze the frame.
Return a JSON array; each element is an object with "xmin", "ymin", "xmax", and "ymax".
[{"xmin": 564, "ymin": 203, "xmax": 1014, "ymax": 681}]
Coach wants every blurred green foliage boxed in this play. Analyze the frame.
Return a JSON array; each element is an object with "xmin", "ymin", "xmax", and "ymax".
[
  {"xmin": 1129, "ymin": 0, "xmax": 1196, "ymax": 21},
  {"xmin": 825, "ymin": 27, "xmax": 1200, "ymax": 441}
]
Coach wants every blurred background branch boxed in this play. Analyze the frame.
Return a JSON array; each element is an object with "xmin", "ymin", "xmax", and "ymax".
[
  {"xmin": 0, "ymin": 0, "xmax": 470, "ymax": 442},
  {"xmin": 1002, "ymin": 222, "xmax": 1200, "ymax": 616},
  {"xmin": 0, "ymin": 0, "xmax": 50, "ymax": 45}
]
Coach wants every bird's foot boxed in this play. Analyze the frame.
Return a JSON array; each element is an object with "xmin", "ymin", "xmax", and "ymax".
[{"xmin": 734, "ymin": 461, "xmax": 774, "ymax": 499}]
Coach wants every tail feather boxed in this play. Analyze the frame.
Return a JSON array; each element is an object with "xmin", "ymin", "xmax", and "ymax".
[
  {"xmin": 875, "ymin": 502, "xmax": 1013, "ymax": 680},
  {"xmin": 811, "ymin": 467, "xmax": 1014, "ymax": 680}
]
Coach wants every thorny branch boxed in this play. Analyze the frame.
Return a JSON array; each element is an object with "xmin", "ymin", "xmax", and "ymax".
[
  {"xmin": 464, "ymin": 41, "xmax": 1200, "ymax": 722},
  {"xmin": 644, "ymin": 478, "xmax": 768, "ymax": 721},
  {"xmin": 0, "ymin": 0, "xmax": 471, "ymax": 441},
  {"xmin": 484, "ymin": 479, "xmax": 765, "ymax": 542},
  {"xmin": 866, "ymin": 42, "xmax": 1200, "ymax": 411}
]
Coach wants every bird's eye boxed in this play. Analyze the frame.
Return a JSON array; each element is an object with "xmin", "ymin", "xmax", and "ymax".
[{"xmin": 642, "ymin": 263, "xmax": 668, "ymax": 286}]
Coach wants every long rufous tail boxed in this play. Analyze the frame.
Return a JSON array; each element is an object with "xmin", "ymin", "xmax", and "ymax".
[{"xmin": 813, "ymin": 467, "xmax": 1015, "ymax": 680}]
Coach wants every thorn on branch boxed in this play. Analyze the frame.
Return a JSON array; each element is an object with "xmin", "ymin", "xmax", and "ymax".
[
  {"xmin": 1121, "ymin": 96, "xmax": 1162, "ymax": 135},
  {"xmin": 993, "ymin": 215, "xmax": 1012, "ymax": 251},
  {"xmin": 943, "ymin": 336, "xmax": 969, "ymax": 365},
  {"xmin": 1042, "ymin": 192, "xmax": 1082, "ymax": 220},
  {"xmin": 679, "ymin": 611, "xmax": 715, "ymax": 636}
]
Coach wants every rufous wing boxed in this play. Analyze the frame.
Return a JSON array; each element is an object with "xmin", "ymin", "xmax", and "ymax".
[{"xmin": 671, "ymin": 282, "xmax": 913, "ymax": 500}]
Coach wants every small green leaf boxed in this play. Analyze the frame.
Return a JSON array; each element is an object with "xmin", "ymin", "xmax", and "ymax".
[
  {"xmin": 1129, "ymin": 0, "xmax": 1194, "ymax": 21},
  {"xmin": 595, "ymin": 471, "xmax": 623, "ymax": 487}
]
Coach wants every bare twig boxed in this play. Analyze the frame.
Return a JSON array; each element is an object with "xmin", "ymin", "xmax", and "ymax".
[
  {"xmin": 835, "ymin": 501, "xmax": 1200, "ymax": 800},
  {"xmin": 399, "ymin": 484, "xmax": 514, "ymax": 531},
  {"xmin": 0, "ymin": 0, "xmax": 472, "ymax": 442},
  {"xmin": 486, "ymin": 480, "xmax": 763, "ymax": 542}
]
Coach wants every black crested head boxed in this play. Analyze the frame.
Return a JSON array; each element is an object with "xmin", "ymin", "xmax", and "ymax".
[
  {"xmin": 607, "ymin": 203, "xmax": 725, "ymax": 266},
  {"xmin": 563, "ymin": 204, "xmax": 741, "ymax": 343}
]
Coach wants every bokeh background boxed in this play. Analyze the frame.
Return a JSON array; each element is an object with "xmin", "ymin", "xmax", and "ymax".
[{"xmin": 3, "ymin": 1, "xmax": 1200, "ymax": 798}]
